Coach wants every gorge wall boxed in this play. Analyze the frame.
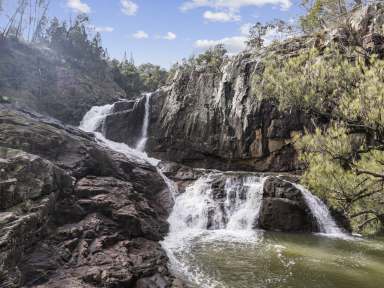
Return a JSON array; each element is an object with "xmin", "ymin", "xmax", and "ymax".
[
  {"xmin": 103, "ymin": 3, "xmax": 384, "ymax": 172},
  {"xmin": 105, "ymin": 39, "xmax": 312, "ymax": 172}
]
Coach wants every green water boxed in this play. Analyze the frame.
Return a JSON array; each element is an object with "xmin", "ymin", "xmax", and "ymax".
[{"xmin": 167, "ymin": 231, "xmax": 384, "ymax": 288}]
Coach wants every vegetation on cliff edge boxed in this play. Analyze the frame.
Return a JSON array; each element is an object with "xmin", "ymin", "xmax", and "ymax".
[{"xmin": 256, "ymin": 46, "xmax": 384, "ymax": 234}]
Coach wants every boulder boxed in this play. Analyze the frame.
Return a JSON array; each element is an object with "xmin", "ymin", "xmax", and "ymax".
[
  {"xmin": 258, "ymin": 177, "xmax": 318, "ymax": 232},
  {"xmin": 0, "ymin": 147, "xmax": 73, "ymax": 210},
  {"xmin": 104, "ymin": 97, "xmax": 146, "ymax": 147}
]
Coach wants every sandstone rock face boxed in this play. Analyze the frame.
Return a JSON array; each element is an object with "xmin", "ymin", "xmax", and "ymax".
[
  {"xmin": 0, "ymin": 108, "xmax": 177, "ymax": 287},
  {"xmin": 258, "ymin": 177, "xmax": 318, "ymax": 232}
]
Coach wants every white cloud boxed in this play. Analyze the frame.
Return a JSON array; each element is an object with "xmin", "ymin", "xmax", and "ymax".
[
  {"xmin": 121, "ymin": 0, "xmax": 138, "ymax": 16},
  {"xmin": 94, "ymin": 26, "xmax": 114, "ymax": 33},
  {"xmin": 181, "ymin": 0, "xmax": 292, "ymax": 11},
  {"xmin": 240, "ymin": 23, "xmax": 252, "ymax": 35},
  {"xmin": 133, "ymin": 30, "xmax": 149, "ymax": 39},
  {"xmin": 195, "ymin": 36, "xmax": 247, "ymax": 54},
  {"xmin": 67, "ymin": 0, "xmax": 91, "ymax": 14},
  {"xmin": 194, "ymin": 25, "xmax": 292, "ymax": 54},
  {"xmin": 163, "ymin": 32, "xmax": 177, "ymax": 40},
  {"xmin": 262, "ymin": 26, "xmax": 291, "ymax": 45},
  {"xmin": 203, "ymin": 10, "xmax": 240, "ymax": 22}
]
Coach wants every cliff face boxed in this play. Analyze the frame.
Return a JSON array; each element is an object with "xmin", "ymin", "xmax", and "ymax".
[
  {"xmin": 105, "ymin": 39, "xmax": 311, "ymax": 172},
  {"xmin": 103, "ymin": 3, "xmax": 384, "ymax": 172},
  {"xmin": 146, "ymin": 47, "xmax": 308, "ymax": 172}
]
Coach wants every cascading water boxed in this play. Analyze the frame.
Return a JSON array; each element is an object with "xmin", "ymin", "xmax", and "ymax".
[
  {"xmin": 296, "ymin": 184, "xmax": 345, "ymax": 236},
  {"xmin": 79, "ymin": 101, "xmax": 159, "ymax": 166},
  {"xmin": 79, "ymin": 104, "xmax": 114, "ymax": 133},
  {"xmin": 136, "ymin": 92, "xmax": 152, "ymax": 152},
  {"xmin": 78, "ymin": 98, "xmax": 355, "ymax": 288},
  {"xmin": 166, "ymin": 174, "xmax": 266, "ymax": 233}
]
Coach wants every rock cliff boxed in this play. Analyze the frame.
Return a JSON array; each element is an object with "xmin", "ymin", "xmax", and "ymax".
[
  {"xmin": 103, "ymin": 3, "xmax": 384, "ymax": 173},
  {"xmin": 0, "ymin": 107, "xmax": 178, "ymax": 287}
]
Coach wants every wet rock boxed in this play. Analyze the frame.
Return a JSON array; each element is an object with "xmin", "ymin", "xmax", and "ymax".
[
  {"xmin": 0, "ymin": 108, "xmax": 175, "ymax": 287},
  {"xmin": 103, "ymin": 51, "xmax": 309, "ymax": 172},
  {"xmin": 113, "ymin": 100, "xmax": 137, "ymax": 113},
  {"xmin": 104, "ymin": 97, "xmax": 146, "ymax": 147},
  {"xmin": 259, "ymin": 177, "xmax": 317, "ymax": 232},
  {"xmin": 0, "ymin": 147, "xmax": 73, "ymax": 210}
]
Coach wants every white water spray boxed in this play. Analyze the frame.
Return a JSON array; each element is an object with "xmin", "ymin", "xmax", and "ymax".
[
  {"xmin": 79, "ymin": 104, "xmax": 114, "ymax": 133},
  {"xmin": 296, "ymin": 184, "xmax": 345, "ymax": 236},
  {"xmin": 79, "ymin": 102, "xmax": 159, "ymax": 166},
  {"xmin": 136, "ymin": 93, "xmax": 152, "ymax": 152},
  {"xmin": 166, "ymin": 174, "xmax": 266, "ymax": 233}
]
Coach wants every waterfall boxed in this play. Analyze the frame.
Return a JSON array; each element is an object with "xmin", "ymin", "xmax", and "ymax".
[
  {"xmin": 79, "ymin": 102, "xmax": 346, "ymax": 240},
  {"xmin": 167, "ymin": 173, "xmax": 266, "ymax": 233},
  {"xmin": 296, "ymin": 184, "xmax": 345, "ymax": 236},
  {"xmin": 78, "ymin": 101, "xmax": 159, "ymax": 166},
  {"xmin": 136, "ymin": 93, "xmax": 152, "ymax": 152},
  {"xmin": 78, "ymin": 101, "xmax": 350, "ymax": 288},
  {"xmin": 79, "ymin": 104, "xmax": 114, "ymax": 133}
]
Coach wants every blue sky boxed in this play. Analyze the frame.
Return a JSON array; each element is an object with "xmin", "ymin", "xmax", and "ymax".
[{"xmin": 2, "ymin": 0, "xmax": 305, "ymax": 67}]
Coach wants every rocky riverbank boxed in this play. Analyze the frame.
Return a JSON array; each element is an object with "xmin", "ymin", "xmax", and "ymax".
[{"xmin": 0, "ymin": 106, "xmax": 180, "ymax": 287}]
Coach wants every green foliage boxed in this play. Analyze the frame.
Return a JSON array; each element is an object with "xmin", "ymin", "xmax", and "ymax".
[
  {"xmin": 46, "ymin": 15, "xmax": 106, "ymax": 63},
  {"xmin": 297, "ymin": 124, "xmax": 384, "ymax": 234},
  {"xmin": 111, "ymin": 59, "xmax": 169, "ymax": 96},
  {"xmin": 340, "ymin": 57, "xmax": 384, "ymax": 131},
  {"xmin": 195, "ymin": 44, "xmax": 227, "ymax": 72},
  {"xmin": 257, "ymin": 47, "xmax": 362, "ymax": 116},
  {"xmin": 258, "ymin": 46, "xmax": 384, "ymax": 234},
  {"xmin": 300, "ymin": 0, "xmax": 353, "ymax": 32},
  {"xmin": 173, "ymin": 44, "xmax": 228, "ymax": 74},
  {"xmin": 138, "ymin": 63, "xmax": 168, "ymax": 92}
]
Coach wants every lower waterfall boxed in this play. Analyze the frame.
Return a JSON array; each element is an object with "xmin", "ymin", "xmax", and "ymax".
[
  {"xmin": 78, "ymin": 101, "xmax": 360, "ymax": 288},
  {"xmin": 297, "ymin": 184, "xmax": 344, "ymax": 236}
]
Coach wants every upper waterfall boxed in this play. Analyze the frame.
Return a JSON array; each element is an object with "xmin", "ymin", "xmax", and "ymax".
[
  {"xmin": 78, "ymin": 101, "xmax": 159, "ymax": 166},
  {"xmin": 136, "ymin": 92, "xmax": 152, "ymax": 152},
  {"xmin": 79, "ymin": 104, "xmax": 114, "ymax": 133}
]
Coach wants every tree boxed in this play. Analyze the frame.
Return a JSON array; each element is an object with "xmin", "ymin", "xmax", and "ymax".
[
  {"xmin": 138, "ymin": 63, "xmax": 168, "ymax": 92},
  {"xmin": 256, "ymin": 47, "xmax": 384, "ymax": 234},
  {"xmin": 246, "ymin": 20, "xmax": 293, "ymax": 49},
  {"xmin": 1, "ymin": 0, "xmax": 50, "ymax": 41},
  {"xmin": 195, "ymin": 44, "xmax": 227, "ymax": 72},
  {"xmin": 247, "ymin": 22, "xmax": 270, "ymax": 49},
  {"xmin": 299, "ymin": 0, "xmax": 364, "ymax": 32}
]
